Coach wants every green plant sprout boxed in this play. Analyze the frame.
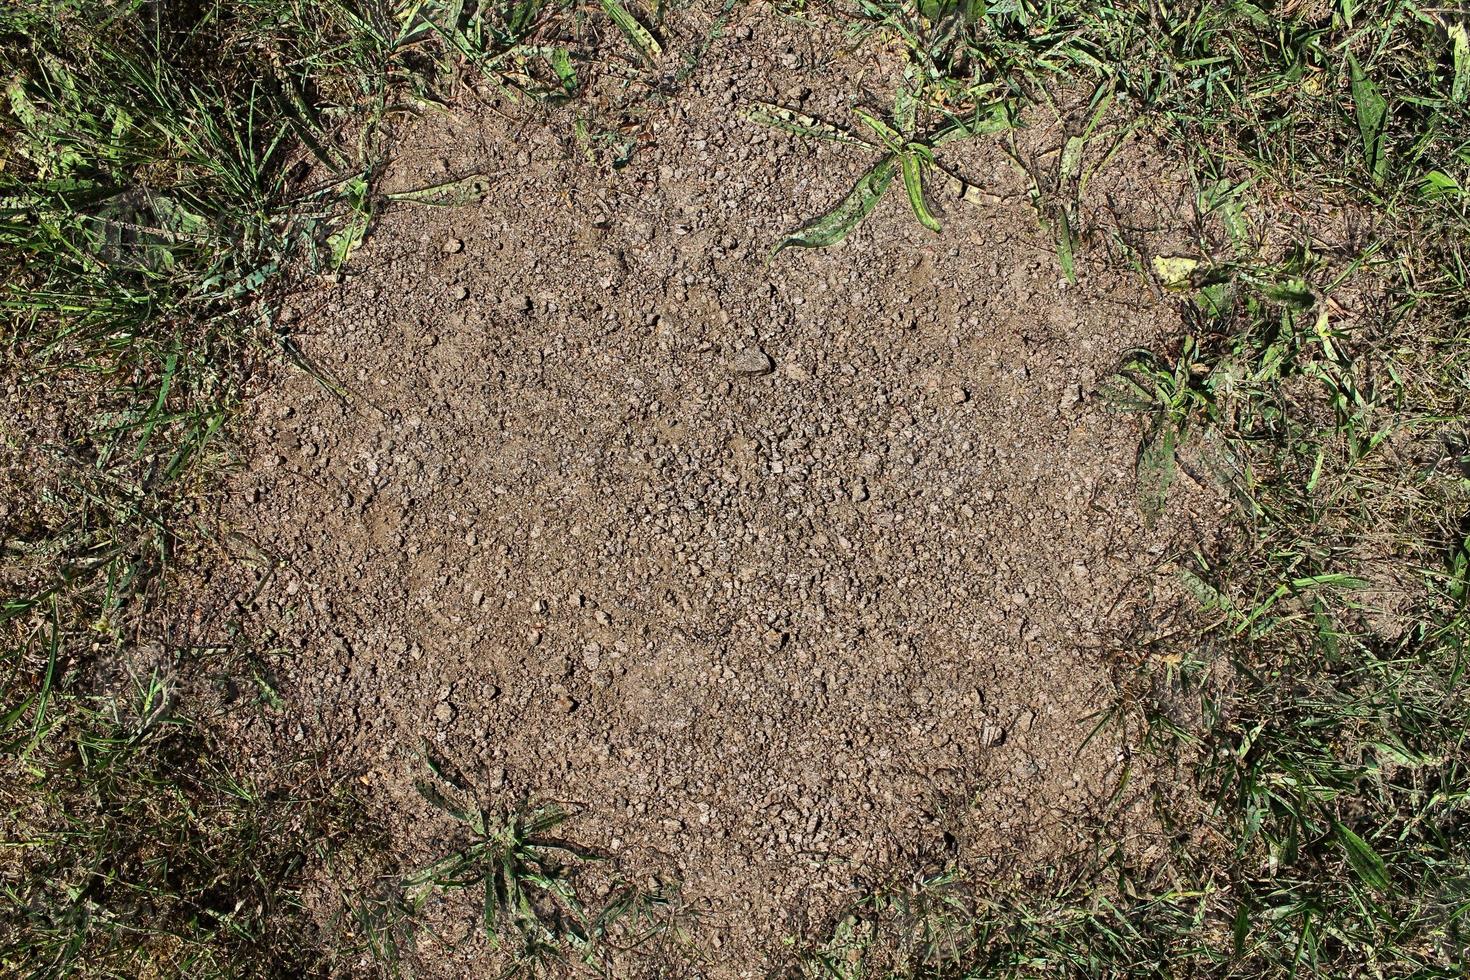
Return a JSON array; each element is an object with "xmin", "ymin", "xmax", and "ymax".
[
  {"xmin": 402, "ymin": 752, "xmax": 687, "ymax": 972},
  {"xmin": 746, "ymin": 77, "xmax": 1014, "ymax": 253}
]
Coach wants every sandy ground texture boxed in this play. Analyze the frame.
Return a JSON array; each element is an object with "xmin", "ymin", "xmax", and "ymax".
[{"xmin": 203, "ymin": 6, "xmax": 1226, "ymax": 975}]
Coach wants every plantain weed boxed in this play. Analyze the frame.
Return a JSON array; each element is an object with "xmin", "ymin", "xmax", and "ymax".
[
  {"xmin": 401, "ymin": 752, "xmax": 688, "ymax": 973},
  {"xmin": 749, "ymin": 63, "xmax": 1014, "ymax": 253}
]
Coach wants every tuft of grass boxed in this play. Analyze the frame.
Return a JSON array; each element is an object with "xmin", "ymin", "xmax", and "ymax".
[
  {"xmin": 0, "ymin": 669, "xmax": 373, "ymax": 977},
  {"xmin": 355, "ymin": 751, "xmax": 696, "ymax": 975}
]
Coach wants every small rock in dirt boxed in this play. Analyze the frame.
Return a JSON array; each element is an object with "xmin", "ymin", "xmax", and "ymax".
[
  {"xmin": 433, "ymin": 701, "xmax": 455, "ymax": 725},
  {"xmin": 950, "ymin": 387, "xmax": 969, "ymax": 404},
  {"xmin": 443, "ymin": 237, "xmax": 464, "ymax": 254},
  {"xmin": 728, "ymin": 347, "xmax": 774, "ymax": 377},
  {"xmin": 453, "ymin": 285, "xmax": 469, "ymax": 301}
]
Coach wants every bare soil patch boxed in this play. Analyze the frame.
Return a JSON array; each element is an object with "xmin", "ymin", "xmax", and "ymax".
[{"xmin": 210, "ymin": 8, "xmax": 1222, "ymax": 974}]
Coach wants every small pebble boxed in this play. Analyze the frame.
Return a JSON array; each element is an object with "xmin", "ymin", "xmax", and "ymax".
[
  {"xmin": 443, "ymin": 238, "xmax": 464, "ymax": 254},
  {"xmin": 729, "ymin": 347, "xmax": 774, "ymax": 377}
]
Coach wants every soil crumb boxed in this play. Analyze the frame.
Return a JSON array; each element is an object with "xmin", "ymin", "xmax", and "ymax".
[{"xmin": 215, "ymin": 8, "xmax": 1218, "ymax": 975}]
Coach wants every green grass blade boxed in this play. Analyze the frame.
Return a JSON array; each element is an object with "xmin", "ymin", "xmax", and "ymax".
[
  {"xmin": 133, "ymin": 347, "xmax": 178, "ymax": 457},
  {"xmin": 773, "ymin": 155, "xmax": 897, "ymax": 254}
]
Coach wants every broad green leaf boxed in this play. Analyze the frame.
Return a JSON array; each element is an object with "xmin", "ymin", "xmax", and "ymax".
[
  {"xmin": 1348, "ymin": 54, "xmax": 1388, "ymax": 183},
  {"xmin": 1179, "ymin": 568, "xmax": 1229, "ymax": 611},
  {"xmin": 505, "ymin": 0, "xmax": 543, "ymax": 35},
  {"xmin": 147, "ymin": 194, "xmax": 209, "ymax": 239},
  {"xmin": 1257, "ymin": 279, "xmax": 1315, "ymax": 310},
  {"xmin": 1232, "ymin": 904, "xmax": 1251, "ymax": 956},
  {"xmin": 600, "ymin": 0, "xmax": 661, "ymax": 63},
  {"xmin": 919, "ymin": 0, "xmax": 979, "ymax": 19},
  {"xmin": 424, "ymin": 745, "xmax": 473, "ymax": 792},
  {"xmin": 1370, "ymin": 740, "xmax": 1432, "ymax": 768},
  {"xmin": 1096, "ymin": 350, "xmax": 1165, "ymax": 412},
  {"xmin": 327, "ymin": 205, "xmax": 369, "ymax": 269},
  {"xmin": 1059, "ymin": 87, "xmax": 1115, "ymax": 192},
  {"xmin": 1200, "ymin": 281, "xmax": 1234, "ymax": 317},
  {"xmin": 549, "ymin": 47, "xmax": 577, "ymax": 93},
  {"xmin": 1199, "ymin": 177, "xmax": 1252, "ymax": 251},
  {"xmin": 901, "ymin": 153, "xmax": 941, "ymax": 232},
  {"xmin": 1137, "ymin": 416, "xmax": 1178, "ymax": 525},
  {"xmin": 1289, "ymin": 573, "xmax": 1368, "ymax": 591},
  {"xmin": 1096, "ymin": 371, "xmax": 1156, "ymax": 412},
  {"xmin": 413, "ymin": 778, "xmax": 473, "ymax": 823},
  {"xmin": 1421, "ymin": 169, "xmax": 1463, "ymax": 200},
  {"xmin": 1452, "ymin": 23, "xmax": 1470, "ymax": 103},
  {"xmin": 1336, "ymin": 823, "xmax": 1390, "ymax": 892},
  {"xmin": 773, "ymin": 155, "xmax": 898, "ymax": 254},
  {"xmin": 743, "ymin": 102, "xmax": 866, "ymax": 146}
]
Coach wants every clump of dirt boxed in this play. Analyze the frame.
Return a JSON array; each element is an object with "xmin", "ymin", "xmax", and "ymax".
[{"xmin": 210, "ymin": 6, "xmax": 1223, "ymax": 974}]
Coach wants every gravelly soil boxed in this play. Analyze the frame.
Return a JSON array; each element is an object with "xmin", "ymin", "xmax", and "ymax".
[{"xmin": 206, "ymin": 6, "xmax": 1224, "ymax": 974}]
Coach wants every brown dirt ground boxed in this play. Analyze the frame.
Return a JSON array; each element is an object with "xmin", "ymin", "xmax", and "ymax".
[{"xmin": 198, "ymin": 6, "xmax": 1228, "ymax": 976}]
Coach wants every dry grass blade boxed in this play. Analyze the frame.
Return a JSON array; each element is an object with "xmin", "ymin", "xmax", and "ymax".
[{"xmin": 744, "ymin": 102, "xmax": 868, "ymax": 146}]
